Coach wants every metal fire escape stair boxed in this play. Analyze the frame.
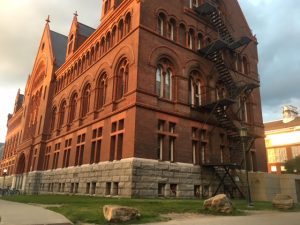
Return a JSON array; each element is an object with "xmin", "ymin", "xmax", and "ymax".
[{"xmin": 194, "ymin": 1, "xmax": 260, "ymax": 197}]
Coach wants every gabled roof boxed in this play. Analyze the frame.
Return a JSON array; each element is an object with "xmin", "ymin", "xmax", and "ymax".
[
  {"xmin": 78, "ymin": 22, "xmax": 95, "ymax": 37},
  {"xmin": 50, "ymin": 30, "xmax": 68, "ymax": 66}
]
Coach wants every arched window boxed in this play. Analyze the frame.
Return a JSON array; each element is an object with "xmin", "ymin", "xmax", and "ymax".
[
  {"xmin": 188, "ymin": 29, "xmax": 195, "ymax": 50},
  {"xmin": 86, "ymin": 52, "xmax": 90, "ymax": 66},
  {"xmin": 91, "ymin": 47, "xmax": 95, "ymax": 63},
  {"xmin": 100, "ymin": 37, "xmax": 105, "ymax": 55},
  {"xmin": 197, "ymin": 33, "xmax": 203, "ymax": 50},
  {"xmin": 50, "ymin": 107, "xmax": 57, "ymax": 131},
  {"xmin": 125, "ymin": 13, "xmax": 131, "ymax": 34},
  {"xmin": 216, "ymin": 83, "xmax": 226, "ymax": 100},
  {"xmin": 82, "ymin": 55, "xmax": 86, "ymax": 72},
  {"xmin": 205, "ymin": 37, "xmax": 212, "ymax": 46},
  {"xmin": 96, "ymin": 73, "xmax": 107, "ymax": 109},
  {"xmin": 156, "ymin": 59, "xmax": 173, "ymax": 100},
  {"xmin": 69, "ymin": 92, "xmax": 78, "ymax": 123},
  {"xmin": 81, "ymin": 84, "xmax": 91, "ymax": 117},
  {"xmin": 95, "ymin": 42, "xmax": 100, "ymax": 59},
  {"xmin": 242, "ymin": 56, "xmax": 248, "ymax": 74},
  {"xmin": 190, "ymin": 71, "xmax": 203, "ymax": 107},
  {"xmin": 106, "ymin": 32, "xmax": 111, "ymax": 50},
  {"xmin": 158, "ymin": 13, "xmax": 166, "ymax": 36},
  {"xmin": 78, "ymin": 59, "xmax": 82, "ymax": 75},
  {"xmin": 118, "ymin": 19, "xmax": 124, "ymax": 40},
  {"xmin": 68, "ymin": 34, "xmax": 74, "ymax": 55},
  {"xmin": 190, "ymin": 0, "xmax": 199, "ymax": 8},
  {"xmin": 115, "ymin": 58, "xmax": 129, "ymax": 100},
  {"xmin": 239, "ymin": 97, "xmax": 248, "ymax": 122},
  {"xmin": 179, "ymin": 24, "xmax": 186, "ymax": 46},
  {"xmin": 168, "ymin": 19, "xmax": 176, "ymax": 41},
  {"xmin": 111, "ymin": 26, "xmax": 117, "ymax": 47},
  {"xmin": 58, "ymin": 100, "xmax": 67, "ymax": 128}
]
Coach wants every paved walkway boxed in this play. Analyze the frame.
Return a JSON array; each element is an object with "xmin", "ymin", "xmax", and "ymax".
[
  {"xmin": 145, "ymin": 211, "xmax": 300, "ymax": 225},
  {"xmin": 0, "ymin": 199, "xmax": 72, "ymax": 225}
]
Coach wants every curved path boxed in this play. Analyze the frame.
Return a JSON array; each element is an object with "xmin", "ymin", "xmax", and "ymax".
[
  {"xmin": 146, "ymin": 211, "xmax": 300, "ymax": 225},
  {"xmin": 0, "ymin": 199, "xmax": 72, "ymax": 225}
]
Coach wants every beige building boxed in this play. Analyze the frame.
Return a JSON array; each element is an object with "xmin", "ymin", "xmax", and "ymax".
[{"xmin": 265, "ymin": 106, "xmax": 300, "ymax": 174}]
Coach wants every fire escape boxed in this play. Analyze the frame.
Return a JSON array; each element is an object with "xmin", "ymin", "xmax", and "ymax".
[{"xmin": 194, "ymin": 1, "xmax": 260, "ymax": 198}]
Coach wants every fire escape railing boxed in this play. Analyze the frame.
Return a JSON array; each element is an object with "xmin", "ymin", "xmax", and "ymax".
[{"xmin": 194, "ymin": 1, "xmax": 260, "ymax": 197}]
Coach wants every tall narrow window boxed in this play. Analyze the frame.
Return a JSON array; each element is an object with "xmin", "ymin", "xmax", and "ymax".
[
  {"xmin": 155, "ymin": 59, "xmax": 173, "ymax": 100},
  {"xmin": 50, "ymin": 107, "xmax": 57, "ymax": 131},
  {"xmin": 81, "ymin": 84, "xmax": 91, "ymax": 117},
  {"xmin": 190, "ymin": 71, "xmax": 203, "ymax": 107},
  {"xmin": 190, "ymin": 0, "xmax": 199, "ymax": 8},
  {"xmin": 118, "ymin": 19, "xmax": 124, "ymax": 40},
  {"xmin": 115, "ymin": 58, "xmax": 129, "ymax": 100},
  {"xmin": 158, "ymin": 135, "xmax": 163, "ymax": 160},
  {"xmin": 188, "ymin": 29, "xmax": 195, "ymax": 50},
  {"xmin": 68, "ymin": 35, "xmax": 74, "ymax": 55},
  {"xmin": 167, "ymin": 19, "xmax": 176, "ymax": 41},
  {"xmin": 197, "ymin": 33, "xmax": 203, "ymax": 50},
  {"xmin": 111, "ymin": 26, "xmax": 117, "ymax": 47},
  {"xmin": 158, "ymin": 13, "xmax": 165, "ymax": 36},
  {"xmin": 58, "ymin": 100, "xmax": 66, "ymax": 128},
  {"xmin": 179, "ymin": 24, "xmax": 186, "ymax": 46},
  {"xmin": 96, "ymin": 73, "xmax": 107, "ymax": 109},
  {"xmin": 69, "ymin": 92, "xmax": 78, "ymax": 123},
  {"xmin": 242, "ymin": 56, "xmax": 248, "ymax": 74},
  {"xmin": 106, "ymin": 32, "xmax": 111, "ymax": 50},
  {"xmin": 125, "ymin": 13, "xmax": 131, "ymax": 34}
]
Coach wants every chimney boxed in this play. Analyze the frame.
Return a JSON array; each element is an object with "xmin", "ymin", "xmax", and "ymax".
[{"xmin": 282, "ymin": 105, "xmax": 298, "ymax": 123}]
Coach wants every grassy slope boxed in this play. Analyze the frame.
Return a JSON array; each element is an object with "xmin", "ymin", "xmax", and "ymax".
[{"xmin": 2, "ymin": 195, "xmax": 300, "ymax": 224}]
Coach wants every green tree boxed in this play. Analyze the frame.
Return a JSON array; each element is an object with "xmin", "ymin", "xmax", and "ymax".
[{"xmin": 284, "ymin": 156, "xmax": 300, "ymax": 174}]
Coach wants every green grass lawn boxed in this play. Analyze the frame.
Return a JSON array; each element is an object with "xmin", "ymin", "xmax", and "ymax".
[{"xmin": 2, "ymin": 195, "xmax": 300, "ymax": 224}]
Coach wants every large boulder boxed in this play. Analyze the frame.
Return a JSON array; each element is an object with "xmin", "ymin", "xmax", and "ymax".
[
  {"xmin": 203, "ymin": 194, "xmax": 234, "ymax": 213},
  {"xmin": 103, "ymin": 205, "xmax": 140, "ymax": 222},
  {"xmin": 272, "ymin": 194, "xmax": 294, "ymax": 210}
]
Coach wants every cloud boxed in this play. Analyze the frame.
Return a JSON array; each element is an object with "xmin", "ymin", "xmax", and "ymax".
[
  {"xmin": 239, "ymin": 0, "xmax": 300, "ymax": 122},
  {"xmin": 0, "ymin": 0, "xmax": 100, "ymax": 142}
]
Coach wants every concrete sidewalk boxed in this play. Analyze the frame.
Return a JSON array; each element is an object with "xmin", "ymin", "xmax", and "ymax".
[
  {"xmin": 145, "ymin": 211, "xmax": 300, "ymax": 225},
  {"xmin": 0, "ymin": 199, "xmax": 72, "ymax": 225}
]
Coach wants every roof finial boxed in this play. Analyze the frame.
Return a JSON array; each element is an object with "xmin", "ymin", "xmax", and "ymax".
[
  {"xmin": 46, "ymin": 15, "xmax": 50, "ymax": 23},
  {"xmin": 74, "ymin": 11, "xmax": 78, "ymax": 17}
]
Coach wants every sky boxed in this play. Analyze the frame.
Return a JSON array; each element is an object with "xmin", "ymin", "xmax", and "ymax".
[{"xmin": 0, "ymin": 0, "xmax": 299, "ymax": 142}]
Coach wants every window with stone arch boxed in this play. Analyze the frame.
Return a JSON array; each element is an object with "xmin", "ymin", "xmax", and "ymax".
[
  {"xmin": 118, "ymin": 19, "xmax": 124, "ymax": 40},
  {"xmin": 125, "ymin": 12, "xmax": 131, "ymax": 34},
  {"xmin": 216, "ymin": 82, "xmax": 227, "ymax": 100},
  {"xmin": 115, "ymin": 58, "xmax": 129, "ymax": 100},
  {"xmin": 157, "ymin": 12, "xmax": 166, "ymax": 36},
  {"xmin": 69, "ymin": 92, "xmax": 78, "ymax": 123},
  {"xmin": 81, "ymin": 83, "xmax": 91, "ymax": 117},
  {"xmin": 242, "ymin": 56, "xmax": 249, "ymax": 74},
  {"xmin": 197, "ymin": 33, "xmax": 203, "ymax": 50},
  {"xmin": 96, "ymin": 72, "xmax": 107, "ymax": 109},
  {"xmin": 58, "ymin": 100, "xmax": 67, "ymax": 128},
  {"xmin": 190, "ymin": 70, "xmax": 204, "ymax": 107},
  {"xmin": 167, "ymin": 18, "xmax": 176, "ymax": 41},
  {"xmin": 156, "ymin": 58, "xmax": 173, "ymax": 100},
  {"xmin": 50, "ymin": 106, "xmax": 57, "ymax": 131},
  {"xmin": 188, "ymin": 28, "xmax": 195, "ymax": 50},
  {"xmin": 190, "ymin": 0, "xmax": 199, "ymax": 8},
  {"xmin": 179, "ymin": 23, "xmax": 186, "ymax": 46}
]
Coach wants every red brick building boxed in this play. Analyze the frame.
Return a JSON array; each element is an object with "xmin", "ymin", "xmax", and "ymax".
[{"xmin": 0, "ymin": 0, "xmax": 267, "ymax": 197}]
